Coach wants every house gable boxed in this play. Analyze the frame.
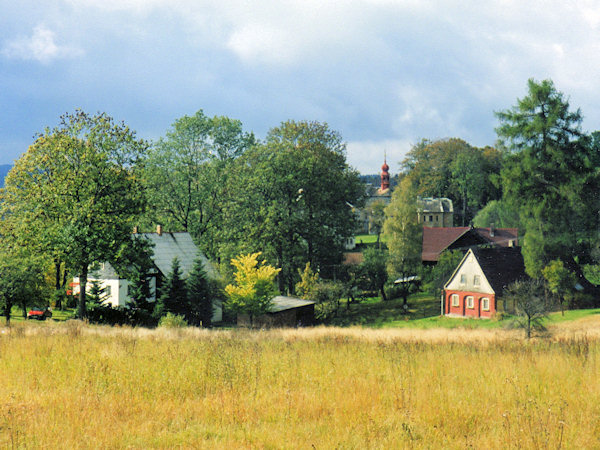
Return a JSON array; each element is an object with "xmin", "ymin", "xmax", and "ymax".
[{"xmin": 445, "ymin": 249, "xmax": 494, "ymax": 295}]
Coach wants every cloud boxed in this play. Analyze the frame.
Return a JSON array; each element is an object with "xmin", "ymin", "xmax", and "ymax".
[
  {"xmin": 346, "ymin": 139, "xmax": 413, "ymax": 175},
  {"xmin": 2, "ymin": 25, "xmax": 83, "ymax": 63}
]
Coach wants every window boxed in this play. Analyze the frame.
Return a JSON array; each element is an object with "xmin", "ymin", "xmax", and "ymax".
[
  {"xmin": 451, "ymin": 294, "xmax": 459, "ymax": 307},
  {"xmin": 460, "ymin": 274, "xmax": 467, "ymax": 284},
  {"xmin": 429, "ymin": 215, "xmax": 433, "ymax": 222},
  {"xmin": 436, "ymin": 215, "xmax": 439, "ymax": 222},
  {"xmin": 473, "ymin": 275, "xmax": 480, "ymax": 286},
  {"xmin": 482, "ymin": 298, "xmax": 490, "ymax": 311},
  {"xmin": 466, "ymin": 296, "xmax": 474, "ymax": 309}
]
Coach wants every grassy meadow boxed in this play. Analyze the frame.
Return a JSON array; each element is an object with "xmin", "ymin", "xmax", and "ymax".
[{"xmin": 1, "ymin": 318, "xmax": 600, "ymax": 448}]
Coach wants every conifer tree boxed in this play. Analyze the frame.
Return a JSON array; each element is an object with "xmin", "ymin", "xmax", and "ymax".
[{"xmin": 186, "ymin": 258, "xmax": 213, "ymax": 327}]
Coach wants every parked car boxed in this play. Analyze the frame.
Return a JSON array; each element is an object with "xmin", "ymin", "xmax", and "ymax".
[{"xmin": 27, "ymin": 307, "xmax": 52, "ymax": 320}]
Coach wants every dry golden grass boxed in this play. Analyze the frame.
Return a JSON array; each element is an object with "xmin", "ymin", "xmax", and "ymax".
[{"xmin": 0, "ymin": 320, "xmax": 599, "ymax": 448}]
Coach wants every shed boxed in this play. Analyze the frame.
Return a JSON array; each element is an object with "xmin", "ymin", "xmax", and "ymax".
[{"xmin": 237, "ymin": 296, "xmax": 316, "ymax": 328}]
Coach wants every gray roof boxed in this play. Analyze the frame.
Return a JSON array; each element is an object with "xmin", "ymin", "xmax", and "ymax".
[
  {"xmin": 418, "ymin": 197, "xmax": 454, "ymax": 213},
  {"xmin": 139, "ymin": 232, "xmax": 212, "ymax": 278},
  {"xmin": 269, "ymin": 296, "xmax": 315, "ymax": 313}
]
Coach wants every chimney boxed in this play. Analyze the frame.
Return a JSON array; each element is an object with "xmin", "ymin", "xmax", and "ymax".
[
  {"xmin": 157, "ymin": 225, "xmax": 162, "ymax": 236},
  {"xmin": 508, "ymin": 239, "xmax": 515, "ymax": 247},
  {"xmin": 490, "ymin": 223, "xmax": 495, "ymax": 237}
]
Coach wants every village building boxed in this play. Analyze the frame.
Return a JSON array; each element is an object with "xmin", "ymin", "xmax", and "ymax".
[
  {"xmin": 237, "ymin": 296, "xmax": 316, "ymax": 328},
  {"xmin": 422, "ymin": 226, "xmax": 519, "ymax": 264},
  {"xmin": 73, "ymin": 226, "xmax": 222, "ymax": 322},
  {"xmin": 443, "ymin": 247, "xmax": 526, "ymax": 318},
  {"xmin": 417, "ymin": 197, "xmax": 454, "ymax": 227}
]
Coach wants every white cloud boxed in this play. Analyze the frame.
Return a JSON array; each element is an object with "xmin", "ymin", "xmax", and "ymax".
[
  {"xmin": 346, "ymin": 139, "xmax": 413, "ymax": 175},
  {"xmin": 2, "ymin": 25, "xmax": 83, "ymax": 63}
]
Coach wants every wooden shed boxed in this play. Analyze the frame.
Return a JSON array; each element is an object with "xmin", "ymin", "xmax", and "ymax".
[{"xmin": 237, "ymin": 296, "xmax": 316, "ymax": 328}]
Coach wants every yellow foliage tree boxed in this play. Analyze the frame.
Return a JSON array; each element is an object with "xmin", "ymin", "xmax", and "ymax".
[{"xmin": 225, "ymin": 252, "xmax": 281, "ymax": 324}]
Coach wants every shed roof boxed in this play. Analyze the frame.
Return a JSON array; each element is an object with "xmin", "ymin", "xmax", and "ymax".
[
  {"xmin": 269, "ymin": 296, "xmax": 316, "ymax": 313},
  {"xmin": 418, "ymin": 197, "xmax": 454, "ymax": 213}
]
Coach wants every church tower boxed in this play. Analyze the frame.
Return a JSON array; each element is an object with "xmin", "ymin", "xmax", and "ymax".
[{"xmin": 380, "ymin": 155, "xmax": 390, "ymax": 192}]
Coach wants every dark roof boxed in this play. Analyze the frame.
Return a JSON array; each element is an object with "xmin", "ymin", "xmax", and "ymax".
[
  {"xmin": 471, "ymin": 247, "xmax": 526, "ymax": 296},
  {"xmin": 422, "ymin": 227, "xmax": 519, "ymax": 262},
  {"xmin": 418, "ymin": 197, "xmax": 453, "ymax": 213},
  {"xmin": 422, "ymin": 227, "xmax": 471, "ymax": 262}
]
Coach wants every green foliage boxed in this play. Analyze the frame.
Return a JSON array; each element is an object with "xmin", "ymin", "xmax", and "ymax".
[
  {"xmin": 312, "ymin": 280, "xmax": 345, "ymax": 321},
  {"xmin": 155, "ymin": 258, "xmax": 188, "ymax": 319},
  {"xmin": 360, "ymin": 247, "xmax": 388, "ymax": 301},
  {"xmin": 383, "ymin": 177, "xmax": 422, "ymax": 305},
  {"xmin": 542, "ymin": 259, "xmax": 577, "ymax": 312},
  {"xmin": 402, "ymin": 138, "xmax": 502, "ymax": 225},
  {"xmin": 504, "ymin": 279, "xmax": 549, "ymax": 339},
  {"xmin": 158, "ymin": 312, "xmax": 188, "ymax": 328},
  {"xmin": 142, "ymin": 110, "xmax": 255, "ymax": 259},
  {"xmin": 423, "ymin": 250, "xmax": 465, "ymax": 298},
  {"xmin": 472, "ymin": 199, "xmax": 521, "ymax": 229},
  {"xmin": 223, "ymin": 120, "xmax": 364, "ymax": 293},
  {"xmin": 87, "ymin": 280, "xmax": 108, "ymax": 307},
  {"xmin": 1, "ymin": 110, "xmax": 148, "ymax": 319},
  {"xmin": 496, "ymin": 79, "xmax": 600, "ymax": 281},
  {"xmin": 186, "ymin": 257, "xmax": 216, "ymax": 327},
  {"xmin": 225, "ymin": 252, "xmax": 281, "ymax": 323},
  {"xmin": 295, "ymin": 262, "xmax": 320, "ymax": 299}
]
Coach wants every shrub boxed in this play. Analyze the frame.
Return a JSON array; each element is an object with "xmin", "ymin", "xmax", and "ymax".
[{"xmin": 158, "ymin": 313, "xmax": 188, "ymax": 328}]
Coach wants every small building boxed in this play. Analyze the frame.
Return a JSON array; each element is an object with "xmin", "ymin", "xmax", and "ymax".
[
  {"xmin": 443, "ymin": 247, "xmax": 526, "ymax": 318},
  {"xmin": 73, "ymin": 227, "xmax": 222, "ymax": 322},
  {"xmin": 417, "ymin": 197, "xmax": 454, "ymax": 227},
  {"xmin": 422, "ymin": 226, "xmax": 519, "ymax": 264},
  {"xmin": 237, "ymin": 296, "xmax": 316, "ymax": 328}
]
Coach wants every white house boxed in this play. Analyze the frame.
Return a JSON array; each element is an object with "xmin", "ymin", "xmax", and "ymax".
[{"xmin": 73, "ymin": 228, "xmax": 222, "ymax": 322}]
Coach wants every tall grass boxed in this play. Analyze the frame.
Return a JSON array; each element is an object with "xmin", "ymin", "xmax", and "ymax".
[{"xmin": 0, "ymin": 322, "xmax": 599, "ymax": 448}]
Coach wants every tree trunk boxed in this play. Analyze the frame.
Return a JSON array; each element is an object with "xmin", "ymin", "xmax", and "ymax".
[
  {"xmin": 78, "ymin": 264, "xmax": 88, "ymax": 320},
  {"xmin": 5, "ymin": 300, "xmax": 11, "ymax": 326},
  {"xmin": 380, "ymin": 285, "xmax": 387, "ymax": 302},
  {"xmin": 54, "ymin": 259, "xmax": 62, "ymax": 310}
]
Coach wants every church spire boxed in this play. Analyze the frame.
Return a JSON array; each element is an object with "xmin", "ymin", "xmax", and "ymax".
[{"xmin": 380, "ymin": 152, "xmax": 390, "ymax": 191}]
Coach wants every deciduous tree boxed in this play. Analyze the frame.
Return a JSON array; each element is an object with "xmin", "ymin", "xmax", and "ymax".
[{"xmin": 1, "ymin": 110, "xmax": 148, "ymax": 319}]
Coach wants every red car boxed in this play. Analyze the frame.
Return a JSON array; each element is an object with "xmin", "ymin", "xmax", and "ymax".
[{"xmin": 27, "ymin": 307, "xmax": 52, "ymax": 320}]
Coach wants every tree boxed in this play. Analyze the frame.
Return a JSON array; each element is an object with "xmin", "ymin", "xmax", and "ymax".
[
  {"xmin": 155, "ymin": 258, "xmax": 187, "ymax": 319},
  {"xmin": 504, "ymin": 279, "xmax": 548, "ymax": 339},
  {"xmin": 542, "ymin": 259, "xmax": 577, "ymax": 314},
  {"xmin": 224, "ymin": 120, "xmax": 364, "ymax": 293},
  {"xmin": 383, "ymin": 177, "xmax": 422, "ymax": 306},
  {"xmin": 224, "ymin": 252, "xmax": 280, "ymax": 326},
  {"xmin": 186, "ymin": 257, "xmax": 214, "ymax": 327},
  {"xmin": 1, "ymin": 110, "xmax": 147, "ymax": 319},
  {"xmin": 423, "ymin": 250, "xmax": 464, "ymax": 299},
  {"xmin": 367, "ymin": 200, "xmax": 387, "ymax": 247},
  {"xmin": 0, "ymin": 241, "xmax": 48, "ymax": 325},
  {"xmin": 496, "ymin": 79, "xmax": 600, "ymax": 284},
  {"xmin": 360, "ymin": 247, "xmax": 388, "ymax": 301},
  {"xmin": 472, "ymin": 200, "xmax": 521, "ymax": 229},
  {"xmin": 402, "ymin": 139, "xmax": 502, "ymax": 226},
  {"xmin": 114, "ymin": 236, "xmax": 155, "ymax": 313},
  {"xmin": 143, "ymin": 110, "xmax": 255, "ymax": 259}
]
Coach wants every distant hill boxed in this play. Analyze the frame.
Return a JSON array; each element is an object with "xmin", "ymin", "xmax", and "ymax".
[{"xmin": 0, "ymin": 165, "xmax": 12, "ymax": 187}]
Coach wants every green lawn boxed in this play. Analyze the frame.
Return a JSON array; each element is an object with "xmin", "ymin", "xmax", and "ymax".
[
  {"xmin": 0, "ymin": 306, "xmax": 76, "ymax": 325},
  {"xmin": 330, "ymin": 292, "xmax": 600, "ymax": 329}
]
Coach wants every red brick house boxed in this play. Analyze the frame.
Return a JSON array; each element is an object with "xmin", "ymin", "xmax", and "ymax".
[
  {"xmin": 443, "ymin": 247, "xmax": 526, "ymax": 318},
  {"xmin": 422, "ymin": 226, "xmax": 518, "ymax": 264}
]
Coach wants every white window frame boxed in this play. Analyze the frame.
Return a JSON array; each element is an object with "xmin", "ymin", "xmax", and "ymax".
[
  {"xmin": 451, "ymin": 294, "xmax": 459, "ymax": 307},
  {"xmin": 481, "ymin": 297, "xmax": 490, "ymax": 311},
  {"xmin": 460, "ymin": 274, "xmax": 467, "ymax": 285},
  {"xmin": 466, "ymin": 296, "xmax": 474, "ymax": 309},
  {"xmin": 473, "ymin": 275, "xmax": 480, "ymax": 286}
]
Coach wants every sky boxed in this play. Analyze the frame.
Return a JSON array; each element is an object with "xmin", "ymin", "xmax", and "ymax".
[{"xmin": 1, "ymin": 1, "xmax": 600, "ymax": 174}]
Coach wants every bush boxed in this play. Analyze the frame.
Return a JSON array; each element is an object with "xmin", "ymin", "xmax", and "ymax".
[{"xmin": 158, "ymin": 313, "xmax": 188, "ymax": 328}]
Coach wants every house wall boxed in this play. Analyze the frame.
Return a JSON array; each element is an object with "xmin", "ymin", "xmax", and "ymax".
[
  {"xmin": 444, "ymin": 289, "xmax": 496, "ymax": 318},
  {"xmin": 418, "ymin": 211, "xmax": 453, "ymax": 227}
]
